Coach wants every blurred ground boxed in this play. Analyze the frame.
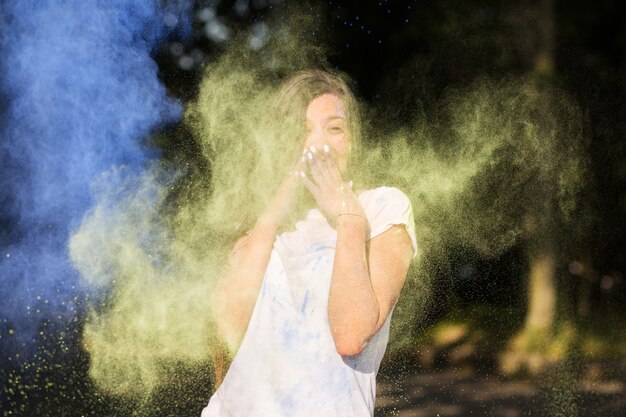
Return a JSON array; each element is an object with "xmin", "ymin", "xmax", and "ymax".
[{"xmin": 375, "ymin": 361, "xmax": 626, "ymax": 417}]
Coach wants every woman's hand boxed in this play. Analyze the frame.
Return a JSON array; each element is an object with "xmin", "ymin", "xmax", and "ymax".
[
  {"xmin": 258, "ymin": 158, "xmax": 305, "ymax": 229},
  {"xmin": 299, "ymin": 145, "xmax": 366, "ymax": 224}
]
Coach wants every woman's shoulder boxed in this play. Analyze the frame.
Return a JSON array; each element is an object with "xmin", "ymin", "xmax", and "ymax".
[
  {"xmin": 357, "ymin": 186, "xmax": 411, "ymax": 207},
  {"xmin": 358, "ymin": 186, "xmax": 418, "ymax": 256}
]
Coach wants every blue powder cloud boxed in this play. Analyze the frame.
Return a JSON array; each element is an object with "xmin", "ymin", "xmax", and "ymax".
[{"xmin": 0, "ymin": 0, "xmax": 191, "ymax": 357}]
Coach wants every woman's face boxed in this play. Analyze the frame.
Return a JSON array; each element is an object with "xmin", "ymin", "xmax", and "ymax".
[{"xmin": 303, "ymin": 93, "xmax": 350, "ymax": 174}]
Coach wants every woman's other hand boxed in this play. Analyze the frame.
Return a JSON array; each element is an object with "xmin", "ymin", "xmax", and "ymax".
[{"xmin": 258, "ymin": 158, "xmax": 305, "ymax": 229}]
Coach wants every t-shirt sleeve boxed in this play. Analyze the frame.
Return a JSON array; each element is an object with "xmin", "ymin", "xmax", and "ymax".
[{"xmin": 364, "ymin": 187, "xmax": 418, "ymax": 259}]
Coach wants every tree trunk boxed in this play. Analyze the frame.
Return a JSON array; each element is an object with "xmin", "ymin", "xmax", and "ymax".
[
  {"xmin": 524, "ymin": 0, "xmax": 557, "ymax": 338},
  {"xmin": 500, "ymin": 0, "xmax": 560, "ymax": 375},
  {"xmin": 525, "ymin": 248, "xmax": 556, "ymax": 331}
]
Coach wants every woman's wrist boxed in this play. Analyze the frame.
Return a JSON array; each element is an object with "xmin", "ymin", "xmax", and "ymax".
[
  {"xmin": 336, "ymin": 213, "xmax": 368, "ymax": 230},
  {"xmin": 334, "ymin": 184, "xmax": 362, "ymax": 214},
  {"xmin": 255, "ymin": 212, "xmax": 280, "ymax": 235},
  {"xmin": 335, "ymin": 199, "xmax": 369, "ymax": 234}
]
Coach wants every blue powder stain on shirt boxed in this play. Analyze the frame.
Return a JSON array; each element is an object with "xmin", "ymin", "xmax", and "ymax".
[
  {"xmin": 282, "ymin": 325, "xmax": 297, "ymax": 348},
  {"xmin": 300, "ymin": 290, "xmax": 309, "ymax": 314},
  {"xmin": 311, "ymin": 255, "xmax": 323, "ymax": 272},
  {"xmin": 304, "ymin": 331, "xmax": 321, "ymax": 341},
  {"xmin": 280, "ymin": 392, "xmax": 295, "ymax": 412},
  {"xmin": 310, "ymin": 239, "xmax": 336, "ymax": 252},
  {"xmin": 310, "ymin": 243, "xmax": 325, "ymax": 252}
]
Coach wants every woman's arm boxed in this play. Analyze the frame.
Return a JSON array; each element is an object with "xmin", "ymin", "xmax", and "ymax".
[
  {"xmin": 328, "ymin": 219, "xmax": 413, "ymax": 356},
  {"xmin": 210, "ymin": 171, "xmax": 301, "ymax": 352},
  {"xmin": 209, "ymin": 217, "xmax": 277, "ymax": 352},
  {"xmin": 300, "ymin": 149, "xmax": 414, "ymax": 356}
]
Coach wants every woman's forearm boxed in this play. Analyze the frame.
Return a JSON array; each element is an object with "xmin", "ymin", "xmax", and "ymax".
[
  {"xmin": 210, "ymin": 215, "xmax": 278, "ymax": 350},
  {"xmin": 328, "ymin": 215, "xmax": 380, "ymax": 356}
]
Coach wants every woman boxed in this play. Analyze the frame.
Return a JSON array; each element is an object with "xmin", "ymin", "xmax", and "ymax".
[{"xmin": 202, "ymin": 69, "xmax": 417, "ymax": 417}]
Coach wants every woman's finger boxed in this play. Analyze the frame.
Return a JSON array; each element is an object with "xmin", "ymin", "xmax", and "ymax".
[
  {"xmin": 321, "ymin": 145, "xmax": 343, "ymax": 185},
  {"xmin": 315, "ymin": 152, "xmax": 336, "ymax": 186},
  {"xmin": 306, "ymin": 149, "xmax": 327, "ymax": 187},
  {"xmin": 299, "ymin": 169, "xmax": 319, "ymax": 198}
]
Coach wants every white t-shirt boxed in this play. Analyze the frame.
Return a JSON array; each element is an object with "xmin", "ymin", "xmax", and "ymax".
[{"xmin": 201, "ymin": 186, "xmax": 417, "ymax": 417}]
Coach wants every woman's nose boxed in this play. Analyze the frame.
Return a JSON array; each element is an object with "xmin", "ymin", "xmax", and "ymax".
[{"xmin": 305, "ymin": 131, "xmax": 327, "ymax": 150}]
